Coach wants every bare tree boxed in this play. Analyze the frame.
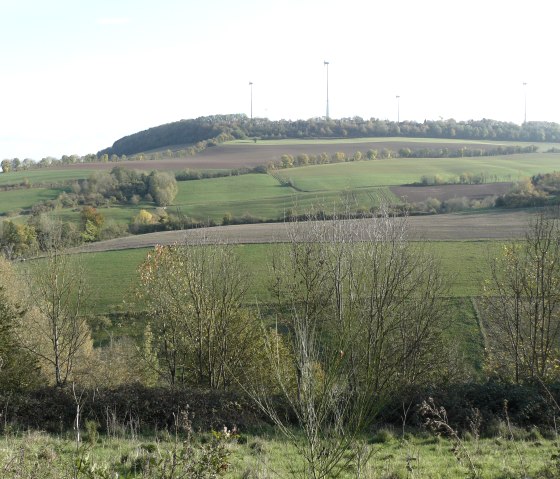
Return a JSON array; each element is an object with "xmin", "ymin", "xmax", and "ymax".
[
  {"xmin": 252, "ymin": 207, "xmax": 449, "ymax": 478},
  {"xmin": 19, "ymin": 250, "xmax": 91, "ymax": 387},
  {"xmin": 481, "ymin": 210, "xmax": 560, "ymax": 382}
]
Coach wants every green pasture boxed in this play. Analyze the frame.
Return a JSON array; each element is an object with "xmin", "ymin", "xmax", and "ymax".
[
  {"xmin": 176, "ymin": 174, "xmax": 397, "ymax": 221},
  {"xmin": 54, "ymin": 204, "xmax": 149, "ymax": 225},
  {"xmin": 2, "ymin": 150, "xmax": 559, "ymax": 229},
  {"xmin": 273, "ymin": 153, "xmax": 560, "ymax": 191},
  {"xmin": 0, "ymin": 188, "xmax": 62, "ymax": 215},
  {"xmin": 226, "ymin": 136, "xmax": 551, "ymax": 148},
  {"xmin": 48, "ymin": 175, "xmax": 397, "ymax": 227},
  {"xmin": 0, "ymin": 431, "xmax": 555, "ymax": 479},
  {"xmin": 175, "ymin": 174, "xmax": 289, "ymax": 204},
  {"xmin": 78, "ymin": 240, "xmax": 500, "ymax": 315},
  {"xmin": 75, "ymin": 241, "xmax": 492, "ymax": 373},
  {"xmin": 0, "ymin": 169, "xmax": 93, "ymax": 186}
]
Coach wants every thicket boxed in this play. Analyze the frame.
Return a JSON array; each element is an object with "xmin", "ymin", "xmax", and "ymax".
[
  {"xmin": 0, "ymin": 381, "xmax": 558, "ymax": 437},
  {"xmin": 66, "ymin": 167, "xmax": 178, "ymax": 207},
  {"xmin": 496, "ymin": 171, "xmax": 560, "ymax": 208}
]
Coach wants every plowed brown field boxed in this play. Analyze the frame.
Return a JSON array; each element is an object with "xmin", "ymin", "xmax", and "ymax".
[
  {"xmin": 74, "ymin": 209, "xmax": 533, "ymax": 254},
  {"xmin": 390, "ymin": 182, "xmax": 513, "ymax": 202}
]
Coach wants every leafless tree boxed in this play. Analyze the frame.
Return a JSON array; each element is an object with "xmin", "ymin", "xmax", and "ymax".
[{"xmin": 252, "ymin": 207, "xmax": 449, "ymax": 478}]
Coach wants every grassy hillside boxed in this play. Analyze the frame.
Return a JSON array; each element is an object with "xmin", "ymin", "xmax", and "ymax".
[
  {"xmin": 98, "ymin": 114, "xmax": 560, "ymax": 156},
  {"xmin": 3, "ymin": 149, "xmax": 557, "ymax": 228},
  {"xmin": 0, "ymin": 169, "xmax": 95, "ymax": 186},
  {"xmin": 0, "ymin": 188, "xmax": 62, "ymax": 215},
  {"xmin": 273, "ymin": 153, "xmax": 560, "ymax": 191},
  {"xmin": 75, "ymin": 240, "xmax": 500, "ymax": 315},
  {"xmin": 52, "ymin": 239, "xmax": 499, "ymax": 374}
]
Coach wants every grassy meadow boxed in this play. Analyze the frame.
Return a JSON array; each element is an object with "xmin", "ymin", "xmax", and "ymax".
[
  {"xmin": 226, "ymin": 136, "xmax": 560, "ymax": 149},
  {"xmin": 75, "ymin": 240, "xmax": 501, "ymax": 315},
  {"xmin": 67, "ymin": 240, "xmax": 499, "ymax": 374},
  {"xmin": 0, "ymin": 187, "xmax": 62, "ymax": 215},
  {"xmin": 0, "ymin": 168, "xmax": 95, "ymax": 186},
  {"xmin": 41, "ymin": 175, "xmax": 396, "ymax": 227},
  {"xmin": 1, "ymin": 142, "xmax": 560, "ymax": 229},
  {"xmin": 9, "ymin": 150, "xmax": 558, "ymax": 228},
  {"xmin": 0, "ymin": 429, "xmax": 557, "ymax": 478},
  {"xmin": 273, "ymin": 153, "xmax": 560, "ymax": 191}
]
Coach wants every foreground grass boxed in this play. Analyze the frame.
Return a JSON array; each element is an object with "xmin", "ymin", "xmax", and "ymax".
[{"xmin": 0, "ymin": 429, "xmax": 556, "ymax": 478}]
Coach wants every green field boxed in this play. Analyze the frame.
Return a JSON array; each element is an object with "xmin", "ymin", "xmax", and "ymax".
[
  {"xmin": 273, "ymin": 153, "xmax": 560, "ymax": 191},
  {"xmin": 46, "ymin": 175, "xmax": 396, "ymax": 227},
  {"xmin": 0, "ymin": 169, "xmax": 94, "ymax": 186},
  {"xmin": 68, "ymin": 239, "xmax": 499, "ymax": 374},
  {"xmin": 2, "ymin": 148, "xmax": 560, "ymax": 229},
  {"xmin": 175, "ymin": 174, "xmax": 397, "ymax": 221},
  {"xmin": 0, "ymin": 187, "xmax": 62, "ymax": 215},
  {"xmin": 226, "ymin": 136, "xmax": 559, "ymax": 149},
  {"xmin": 0, "ymin": 430, "xmax": 555, "ymax": 478},
  {"xmin": 74, "ymin": 240, "xmax": 499, "ymax": 315}
]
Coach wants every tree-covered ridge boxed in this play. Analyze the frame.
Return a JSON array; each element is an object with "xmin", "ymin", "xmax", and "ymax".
[{"xmin": 98, "ymin": 114, "xmax": 560, "ymax": 156}]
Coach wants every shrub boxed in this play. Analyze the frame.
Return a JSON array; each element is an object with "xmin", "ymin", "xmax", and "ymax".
[{"xmin": 370, "ymin": 427, "xmax": 396, "ymax": 444}]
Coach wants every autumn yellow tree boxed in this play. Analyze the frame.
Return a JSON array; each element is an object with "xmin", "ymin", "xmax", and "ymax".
[{"xmin": 137, "ymin": 241, "xmax": 262, "ymax": 389}]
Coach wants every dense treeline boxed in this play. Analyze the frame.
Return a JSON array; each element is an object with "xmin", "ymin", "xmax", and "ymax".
[
  {"xmin": 98, "ymin": 114, "xmax": 560, "ymax": 157},
  {"xmin": 2, "ymin": 116, "xmax": 556, "ymax": 171}
]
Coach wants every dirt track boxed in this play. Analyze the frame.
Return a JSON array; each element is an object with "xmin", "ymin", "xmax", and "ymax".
[{"xmin": 74, "ymin": 210, "xmax": 533, "ymax": 254}]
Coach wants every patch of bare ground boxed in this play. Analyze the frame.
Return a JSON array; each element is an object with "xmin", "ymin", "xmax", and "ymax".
[
  {"xmin": 50, "ymin": 140, "xmax": 501, "ymax": 172},
  {"xmin": 73, "ymin": 209, "xmax": 534, "ymax": 254},
  {"xmin": 390, "ymin": 182, "xmax": 513, "ymax": 203}
]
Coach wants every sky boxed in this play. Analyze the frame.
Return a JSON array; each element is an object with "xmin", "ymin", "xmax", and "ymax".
[{"xmin": 1, "ymin": 0, "xmax": 558, "ymax": 160}]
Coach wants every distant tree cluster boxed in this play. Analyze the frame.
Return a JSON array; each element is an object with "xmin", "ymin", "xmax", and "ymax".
[
  {"xmin": 97, "ymin": 115, "xmax": 560, "ymax": 157},
  {"xmin": 2, "ymin": 115, "xmax": 556, "ymax": 169},
  {"xmin": 66, "ymin": 167, "xmax": 178, "ymax": 207},
  {"xmin": 264, "ymin": 144, "xmax": 539, "ymax": 173},
  {"xmin": 98, "ymin": 117, "xmax": 238, "ymax": 157},
  {"xmin": 496, "ymin": 171, "xmax": 560, "ymax": 208}
]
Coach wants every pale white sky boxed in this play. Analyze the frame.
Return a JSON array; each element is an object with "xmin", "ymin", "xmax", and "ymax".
[{"xmin": 1, "ymin": 0, "xmax": 558, "ymax": 159}]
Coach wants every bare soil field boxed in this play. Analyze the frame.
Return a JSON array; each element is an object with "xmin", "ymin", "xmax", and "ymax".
[
  {"xmin": 75, "ymin": 209, "xmax": 533, "ymax": 254},
  {"xmin": 390, "ymin": 182, "xmax": 513, "ymax": 202},
  {"xmin": 51, "ymin": 140, "xmax": 501, "ymax": 172}
]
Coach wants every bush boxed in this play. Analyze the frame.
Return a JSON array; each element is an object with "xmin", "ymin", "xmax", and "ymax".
[
  {"xmin": 370, "ymin": 427, "xmax": 396, "ymax": 444},
  {"xmin": 442, "ymin": 197, "xmax": 470, "ymax": 212},
  {"xmin": 0, "ymin": 385, "xmax": 270, "ymax": 433}
]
